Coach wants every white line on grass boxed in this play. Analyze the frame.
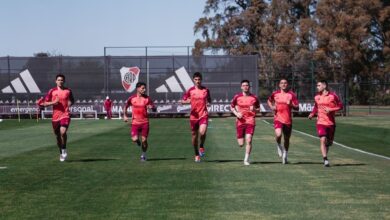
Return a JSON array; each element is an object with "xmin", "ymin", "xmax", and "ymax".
[
  {"xmin": 0, "ymin": 167, "xmax": 7, "ymax": 169},
  {"xmin": 262, "ymin": 120, "xmax": 390, "ymax": 160}
]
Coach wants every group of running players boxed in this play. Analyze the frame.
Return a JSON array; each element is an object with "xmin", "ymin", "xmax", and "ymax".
[{"xmin": 39, "ymin": 72, "xmax": 343, "ymax": 167}]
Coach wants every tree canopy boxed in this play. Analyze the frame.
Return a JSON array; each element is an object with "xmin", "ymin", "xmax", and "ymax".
[{"xmin": 194, "ymin": 0, "xmax": 390, "ymax": 104}]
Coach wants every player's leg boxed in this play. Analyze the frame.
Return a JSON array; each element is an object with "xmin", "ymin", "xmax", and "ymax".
[
  {"xmin": 52, "ymin": 122, "xmax": 62, "ymax": 154},
  {"xmin": 274, "ymin": 121, "xmax": 283, "ymax": 157},
  {"xmin": 59, "ymin": 126, "xmax": 69, "ymax": 162},
  {"xmin": 140, "ymin": 136, "xmax": 148, "ymax": 161},
  {"xmin": 244, "ymin": 133, "xmax": 253, "ymax": 166},
  {"xmin": 131, "ymin": 124, "xmax": 141, "ymax": 146},
  {"xmin": 140, "ymin": 123, "xmax": 149, "ymax": 161},
  {"xmin": 326, "ymin": 125, "xmax": 335, "ymax": 148},
  {"xmin": 281, "ymin": 124, "xmax": 292, "ymax": 164},
  {"xmin": 317, "ymin": 124, "xmax": 330, "ymax": 167},
  {"xmin": 59, "ymin": 126, "xmax": 68, "ymax": 148},
  {"xmin": 237, "ymin": 138, "xmax": 244, "ymax": 147},
  {"xmin": 190, "ymin": 120, "xmax": 200, "ymax": 162},
  {"xmin": 320, "ymin": 136, "xmax": 329, "ymax": 166},
  {"xmin": 236, "ymin": 124, "xmax": 245, "ymax": 148},
  {"xmin": 192, "ymin": 132, "xmax": 200, "ymax": 162},
  {"xmin": 198, "ymin": 122, "xmax": 208, "ymax": 157}
]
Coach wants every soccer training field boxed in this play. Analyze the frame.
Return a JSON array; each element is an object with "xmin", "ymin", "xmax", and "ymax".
[{"xmin": 0, "ymin": 117, "xmax": 389, "ymax": 219}]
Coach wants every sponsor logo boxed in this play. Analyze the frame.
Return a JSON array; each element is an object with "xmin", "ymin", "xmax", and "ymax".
[
  {"xmin": 10, "ymin": 107, "xmax": 39, "ymax": 113},
  {"xmin": 1, "ymin": 69, "xmax": 41, "ymax": 94},
  {"xmin": 299, "ymin": 103, "xmax": 314, "ymax": 112},
  {"xmin": 157, "ymin": 105, "xmax": 172, "ymax": 113},
  {"xmin": 120, "ymin": 66, "xmax": 140, "ymax": 93},
  {"xmin": 70, "ymin": 105, "xmax": 95, "ymax": 113},
  {"xmin": 207, "ymin": 104, "xmax": 231, "ymax": 112},
  {"xmin": 156, "ymin": 67, "xmax": 194, "ymax": 93},
  {"xmin": 177, "ymin": 104, "xmax": 191, "ymax": 112}
]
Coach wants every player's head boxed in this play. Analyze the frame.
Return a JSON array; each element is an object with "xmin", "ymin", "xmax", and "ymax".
[
  {"xmin": 241, "ymin": 80, "xmax": 250, "ymax": 93},
  {"xmin": 279, "ymin": 78, "xmax": 289, "ymax": 90},
  {"xmin": 316, "ymin": 80, "xmax": 328, "ymax": 93},
  {"xmin": 106, "ymin": 96, "xmax": 110, "ymax": 100},
  {"xmin": 136, "ymin": 82, "xmax": 147, "ymax": 95},
  {"xmin": 193, "ymin": 72, "xmax": 202, "ymax": 86},
  {"xmin": 55, "ymin": 74, "xmax": 65, "ymax": 87}
]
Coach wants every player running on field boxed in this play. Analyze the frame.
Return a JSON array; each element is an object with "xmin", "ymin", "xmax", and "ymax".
[
  {"xmin": 181, "ymin": 72, "xmax": 211, "ymax": 162},
  {"xmin": 39, "ymin": 74, "xmax": 74, "ymax": 162},
  {"xmin": 231, "ymin": 80, "xmax": 260, "ymax": 166},
  {"xmin": 267, "ymin": 78, "xmax": 299, "ymax": 164},
  {"xmin": 123, "ymin": 82, "xmax": 156, "ymax": 162},
  {"xmin": 308, "ymin": 80, "xmax": 343, "ymax": 167}
]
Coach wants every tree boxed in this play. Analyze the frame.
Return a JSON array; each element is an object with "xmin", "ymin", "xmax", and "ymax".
[{"xmin": 194, "ymin": 0, "xmax": 390, "ymax": 104}]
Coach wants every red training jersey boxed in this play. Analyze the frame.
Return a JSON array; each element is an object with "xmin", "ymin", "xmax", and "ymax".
[
  {"xmin": 44, "ymin": 87, "xmax": 74, "ymax": 122},
  {"xmin": 231, "ymin": 93, "xmax": 260, "ymax": 126},
  {"xmin": 104, "ymin": 99, "xmax": 112, "ymax": 110},
  {"xmin": 311, "ymin": 92, "xmax": 343, "ymax": 126},
  {"xmin": 182, "ymin": 86, "xmax": 211, "ymax": 120},
  {"xmin": 125, "ymin": 94, "xmax": 155, "ymax": 125},
  {"xmin": 268, "ymin": 90, "xmax": 299, "ymax": 125}
]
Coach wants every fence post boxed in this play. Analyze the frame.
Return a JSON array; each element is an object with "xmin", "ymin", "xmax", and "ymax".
[{"xmin": 310, "ymin": 59, "xmax": 315, "ymax": 98}]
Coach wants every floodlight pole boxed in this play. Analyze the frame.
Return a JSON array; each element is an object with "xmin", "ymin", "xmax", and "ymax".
[
  {"xmin": 146, "ymin": 47, "xmax": 149, "ymax": 95},
  {"xmin": 147, "ymin": 61, "xmax": 150, "ymax": 95}
]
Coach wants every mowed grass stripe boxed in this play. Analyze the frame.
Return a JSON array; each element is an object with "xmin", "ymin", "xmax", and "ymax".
[
  {"xmin": 286, "ymin": 116, "xmax": 390, "ymax": 157},
  {"xmin": 0, "ymin": 120, "xmax": 126, "ymax": 159},
  {"xmin": 0, "ymin": 118, "xmax": 389, "ymax": 219}
]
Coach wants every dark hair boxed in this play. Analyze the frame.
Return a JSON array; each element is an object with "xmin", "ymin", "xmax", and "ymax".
[
  {"xmin": 280, "ymin": 78, "xmax": 288, "ymax": 83},
  {"xmin": 56, "ymin": 74, "xmax": 65, "ymax": 80},
  {"xmin": 136, "ymin": 82, "xmax": 146, "ymax": 88},
  {"xmin": 318, "ymin": 80, "xmax": 328, "ymax": 90},
  {"xmin": 241, "ymin": 80, "xmax": 250, "ymax": 85},
  {"xmin": 193, "ymin": 72, "xmax": 202, "ymax": 79}
]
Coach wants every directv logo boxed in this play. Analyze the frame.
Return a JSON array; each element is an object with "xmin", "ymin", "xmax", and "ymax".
[
  {"xmin": 1, "ymin": 69, "xmax": 41, "ymax": 94},
  {"xmin": 155, "ymin": 67, "xmax": 194, "ymax": 93}
]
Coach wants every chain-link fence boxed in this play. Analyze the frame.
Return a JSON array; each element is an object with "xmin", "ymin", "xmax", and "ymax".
[
  {"xmin": 1, "ymin": 45, "xmax": 388, "ymax": 117},
  {"xmin": 0, "ymin": 55, "xmax": 258, "ymax": 117}
]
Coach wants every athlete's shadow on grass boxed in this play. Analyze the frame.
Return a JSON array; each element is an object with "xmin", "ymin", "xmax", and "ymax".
[
  {"xmin": 331, "ymin": 163, "xmax": 366, "ymax": 167},
  {"xmin": 206, "ymin": 160, "xmax": 366, "ymax": 166},
  {"xmin": 290, "ymin": 161, "xmax": 366, "ymax": 166},
  {"xmin": 67, "ymin": 158, "xmax": 118, "ymax": 163},
  {"xmin": 206, "ymin": 160, "xmax": 280, "ymax": 164},
  {"xmin": 147, "ymin": 158, "xmax": 187, "ymax": 161}
]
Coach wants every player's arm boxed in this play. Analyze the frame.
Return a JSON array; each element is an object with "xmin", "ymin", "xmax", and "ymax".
[
  {"xmin": 290, "ymin": 93, "xmax": 299, "ymax": 110},
  {"xmin": 267, "ymin": 94, "xmax": 276, "ymax": 111},
  {"xmin": 254, "ymin": 97, "xmax": 261, "ymax": 112},
  {"xmin": 147, "ymin": 97, "xmax": 157, "ymax": 112},
  {"xmin": 36, "ymin": 97, "xmax": 44, "ymax": 106},
  {"xmin": 230, "ymin": 95, "xmax": 242, "ymax": 118},
  {"xmin": 68, "ymin": 90, "xmax": 74, "ymax": 106},
  {"xmin": 267, "ymin": 99, "xmax": 275, "ymax": 111},
  {"xmin": 180, "ymin": 99, "xmax": 191, "ymax": 104},
  {"xmin": 207, "ymin": 89, "xmax": 212, "ymax": 104},
  {"xmin": 41, "ymin": 89, "xmax": 59, "ymax": 107},
  {"xmin": 123, "ymin": 99, "xmax": 131, "ymax": 122},
  {"xmin": 308, "ymin": 101, "xmax": 318, "ymax": 119},
  {"xmin": 321, "ymin": 94, "xmax": 343, "ymax": 114},
  {"xmin": 180, "ymin": 89, "xmax": 191, "ymax": 104},
  {"xmin": 327, "ymin": 94, "xmax": 343, "ymax": 112},
  {"xmin": 231, "ymin": 106, "xmax": 243, "ymax": 119}
]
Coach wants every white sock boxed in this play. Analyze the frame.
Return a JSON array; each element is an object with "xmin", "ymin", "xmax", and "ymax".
[
  {"xmin": 277, "ymin": 144, "xmax": 283, "ymax": 149},
  {"xmin": 244, "ymin": 153, "xmax": 250, "ymax": 162},
  {"xmin": 142, "ymin": 152, "xmax": 146, "ymax": 157},
  {"xmin": 283, "ymin": 151, "xmax": 288, "ymax": 157}
]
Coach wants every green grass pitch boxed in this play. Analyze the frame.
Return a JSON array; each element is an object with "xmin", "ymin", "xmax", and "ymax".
[{"xmin": 0, "ymin": 116, "xmax": 389, "ymax": 219}]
